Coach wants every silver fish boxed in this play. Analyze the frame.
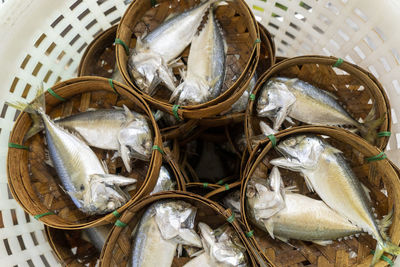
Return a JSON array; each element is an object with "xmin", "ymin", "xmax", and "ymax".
[
  {"xmin": 257, "ymin": 77, "xmax": 382, "ymax": 143},
  {"xmin": 111, "ymin": 64, "xmax": 125, "ymax": 84},
  {"xmin": 82, "ymin": 224, "xmax": 111, "ymax": 252},
  {"xmin": 229, "ymin": 75, "xmax": 257, "ymax": 114},
  {"xmin": 222, "ymin": 190, "xmax": 241, "ymax": 217},
  {"xmin": 150, "ymin": 165, "xmax": 176, "ymax": 194},
  {"xmin": 170, "ymin": 6, "xmax": 226, "ymax": 105},
  {"xmin": 184, "ymin": 223, "xmax": 248, "ymax": 267},
  {"xmin": 246, "ymin": 167, "xmax": 363, "ymax": 245},
  {"xmin": 129, "ymin": 0, "xmax": 221, "ymax": 94},
  {"xmin": 131, "ymin": 200, "xmax": 202, "ymax": 267},
  {"xmin": 270, "ymin": 135, "xmax": 400, "ymax": 265},
  {"xmin": 8, "ymin": 89, "xmax": 136, "ymax": 214},
  {"xmin": 23, "ymin": 105, "xmax": 153, "ymax": 172}
]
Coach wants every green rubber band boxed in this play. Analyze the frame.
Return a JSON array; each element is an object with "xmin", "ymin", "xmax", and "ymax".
[
  {"xmin": 366, "ymin": 151, "xmax": 387, "ymax": 162},
  {"xmin": 333, "ymin": 58, "xmax": 343, "ymax": 68},
  {"xmin": 267, "ymin": 134, "xmax": 277, "ymax": 147},
  {"xmin": 249, "ymin": 94, "xmax": 256, "ymax": 101},
  {"xmin": 224, "ymin": 184, "xmax": 230, "ymax": 190},
  {"xmin": 227, "ymin": 213, "xmax": 235, "ymax": 223},
  {"xmin": 47, "ymin": 88, "xmax": 66, "ymax": 101},
  {"xmin": 246, "ymin": 230, "xmax": 254, "ymax": 238},
  {"xmin": 152, "ymin": 145, "xmax": 165, "ymax": 155},
  {"xmin": 203, "ymin": 183, "xmax": 209, "ymax": 188},
  {"xmin": 115, "ymin": 219, "xmax": 127, "ymax": 227},
  {"xmin": 216, "ymin": 180, "xmax": 224, "ymax": 185},
  {"xmin": 108, "ymin": 79, "xmax": 119, "ymax": 95},
  {"xmin": 34, "ymin": 212, "xmax": 54, "ymax": 220},
  {"xmin": 172, "ymin": 105, "xmax": 181, "ymax": 121},
  {"xmin": 115, "ymin": 38, "xmax": 129, "ymax": 55},
  {"xmin": 254, "ymin": 38, "xmax": 261, "ymax": 46},
  {"xmin": 151, "ymin": 0, "xmax": 157, "ymax": 7},
  {"xmin": 8, "ymin": 143, "xmax": 29, "ymax": 150},
  {"xmin": 112, "ymin": 210, "xmax": 121, "ymax": 218},
  {"xmin": 378, "ymin": 131, "xmax": 391, "ymax": 137},
  {"xmin": 370, "ymin": 250, "xmax": 394, "ymax": 266}
]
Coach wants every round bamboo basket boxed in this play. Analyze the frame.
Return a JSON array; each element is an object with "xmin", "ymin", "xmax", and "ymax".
[
  {"xmin": 116, "ymin": 0, "xmax": 260, "ymax": 119},
  {"xmin": 245, "ymin": 56, "xmax": 391, "ymax": 151},
  {"xmin": 240, "ymin": 126, "xmax": 400, "ymax": 266},
  {"xmin": 198, "ymin": 21, "xmax": 275, "ymax": 128},
  {"xmin": 77, "ymin": 24, "xmax": 198, "ymax": 141},
  {"xmin": 7, "ymin": 76, "xmax": 163, "ymax": 229},
  {"xmin": 44, "ymin": 152, "xmax": 186, "ymax": 266},
  {"xmin": 99, "ymin": 191, "xmax": 258, "ymax": 266}
]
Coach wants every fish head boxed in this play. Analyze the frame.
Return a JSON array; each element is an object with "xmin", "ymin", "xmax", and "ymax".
[
  {"xmin": 130, "ymin": 51, "xmax": 176, "ymax": 94},
  {"xmin": 174, "ymin": 78, "xmax": 210, "ymax": 106},
  {"xmin": 150, "ymin": 165, "xmax": 176, "ymax": 194},
  {"xmin": 119, "ymin": 116, "xmax": 153, "ymax": 161},
  {"xmin": 275, "ymin": 135, "xmax": 324, "ymax": 169},
  {"xmin": 257, "ymin": 79, "xmax": 296, "ymax": 130}
]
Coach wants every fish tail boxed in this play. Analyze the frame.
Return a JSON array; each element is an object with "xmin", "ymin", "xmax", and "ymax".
[
  {"xmin": 7, "ymin": 85, "xmax": 46, "ymax": 141},
  {"xmin": 371, "ymin": 241, "xmax": 400, "ymax": 266},
  {"xmin": 378, "ymin": 209, "xmax": 393, "ymax": 240},
  {"xmin": 358, "ymin": 114, "xmax": 386, "ymax": 145}
]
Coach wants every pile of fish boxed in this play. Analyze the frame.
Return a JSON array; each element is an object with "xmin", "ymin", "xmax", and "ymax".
[
  {"xmin": 129, "ymin": 0, "xmax": 228, "ymax": 106},
  {"xmin": 256, "ymin": 77, "xmax": 383, "ymax": 144},
  {"xmin": 245, "ymin": 134, "xmax": 400, "ymax": 266},
  {"xmin": 130, "ymin": 200, "xmax": 248, "ymax": 267},
  {"xmin": 8, "ymin": 88, "xmax": 154, "ymax": 215}
]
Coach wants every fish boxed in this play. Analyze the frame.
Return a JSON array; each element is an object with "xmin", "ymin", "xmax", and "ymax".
[
  {"xmin": 18, "ymin": 105, "xmax": 153, "ymax": 172},
  {"xmin": 111, "ymin": 64, "xmax": 125, "ymax": 84},
  {"xmin": 257, "ymin": 77, "xmax": 383, "ymax": 144},
  {"xmin": 150, "ymin": 165, "xmax": 176, "ymax": 194},
  {"xmin": 270, "ymin": 135, "xmax": 400, "ymax": 265},
  {"xmin": 129, "ymin": 0, "xmax": 222, "ymax": 95},
  {"xmin": 130, "ymin": 200, "xmax": 202, "ymax": 267},
  {"xmin": 222, "ymin": 190, "xmax": 241, "ymax": 217},
  {"xmin": 82, "ymin": 224, "xmax": 111, "ymax": 252},
  {"xmin": 170, "ymin": 6, "xmax": 226, "ymax": 105},
  {"xmin": 8, "ymin": 88, "xmax": 136, "ymax": 215},
  {"xmin": 246, "ymin": 166, "xmax": 364, "ymax": 245},
  {"xmin": 183, "ymin": 223, "xmax": 248, "ymax": 267},
  {"xmin": 228, "ymin": 75, "xmax": 257, "ymax": 114}
]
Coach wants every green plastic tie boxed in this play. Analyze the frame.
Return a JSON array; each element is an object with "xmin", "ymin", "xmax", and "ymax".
[
  {"xmin": 172, "ymin": 105, "xmax": 181, "ymax": 121},
  {"xmin": 112, "ymin": 210, "xmax": 121, "ymax": 218},
  {"xmin": 267, "ymin": 134, "xmax": 277, "ymax": 147},
  {"xmin": 115, "ymin": 219, "xmax": 127, "ymax": 228},
  {"xmin": 366, "ymin": 151, "xmax": 387, "ymax": 162},
  {"xmin": 203, "ymin": 183, "xmax": 209, "ymax": 188},
  {"xmin": 333, "ymin": 58, "xmax": 344, "ymax": 68},
  {"xmin": 216, "ymin": 180, "xmax": 224, "ymax": 185},
  {"xmin": 34, "ymin": 212, "xmax": 54, "ymax": 220},
  {"xmin": 151, "ymin": 0, "xmax": 157, "ymax": 7},
  {"xmin": 227, "ymin": 213, "xmax": 235, "ymax": 223},
  {"xmin": 246, "ymin": 230, "xmax": 254, "ymax": 238},
  {"xmin": 108, "ymin": 79, "xmax": 119, "ymax": 95},
  {"xmin": 370, "ymin": 250, "xmax": 394, "ymax": 266},
  {"xmin": 152, "ymin": 145, "xmax": 165, "ymax": 155},
  {"xmin": 254, "ymin": 38, "xmax": 261, "ymax": 46},
  {"xmin": 8, "ymin": 143, "xmax": 29, "ymax": 150},
  {"xmin": 378, "ymin": 131, "xmax": 391, "ymax": 137},
  {"xmin": 115, "ymin": 38, "xmax": 129, "ymax": 55},
  {"xmin": 47, "ymin": 88, "xmax": 66, "ymax": 101},
  {"xmin": 224, "ymin": 184, "xmax": 230, "ymax": 190},
  {"xmin": 249, "ymin": 94, "xmax": 256, "ymax": 101}
]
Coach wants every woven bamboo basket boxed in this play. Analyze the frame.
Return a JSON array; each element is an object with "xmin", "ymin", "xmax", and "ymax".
[
  {"xmin": 77, "ymin": 24, "xmax": 199, "ymax": 141},
  {"xmin": 198, "ymin": 21, "xmax": 276, "ymax": 128},
  {"xmin": 7, "ymin": 76, "xmax": 163, "ymax": 229},
  {"xmin": 240, "ymin": 126, "xmax": 400, "ymax": 266},
  {"xmin": 245, "ymin": 56, "xmax": 392, "ymax": 151},
  {"xmin": 44, "ymin": 152, "xmax": 186, "ymax": 266},
  {"xmin": 116, "ymin": 0, "xmax": 260, "ymax": 119},
  {"xmin": 99, "ymin": 191, "xmax": 258, "ymax": 266}
]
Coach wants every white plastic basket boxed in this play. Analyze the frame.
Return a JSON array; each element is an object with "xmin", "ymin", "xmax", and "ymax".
[{"xmin": 1, "ymin": 0, "xmax": 400, "ymax": 266}]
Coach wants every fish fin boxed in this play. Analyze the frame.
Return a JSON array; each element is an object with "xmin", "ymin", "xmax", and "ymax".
[
  {"xmin": 24, "ymin": 113, "xmax": 44, "ymax": 141},
  {"xmin": 208, "ymin": 75, "xmax": 221, "ymax": 88},
  {"xmin": 378, "ymin": 209, "xmax": 393, "ymax": 240},
  {"xmin": 359, "ymin": 113, "xmax": 386, "ymax": 145},
  {"xmin": 361, "ymin": 183, "xmax": 372, "ymax": 202},
  {"xmin": 101, "ymin": 160, "xmax": 109, "ymax": 174},
  {"xmin": 313, "ymin": 240, "xmax": 333, "ymax": 246},
  {"xmin": 274, "ymin": 107, "xmax": 290, "ymax": 130},
  {"xmin": 325, "ymin": 146, "xmax": 343, "ymax": 155},
  {"xmin": 118, "ymin": 143, "xmax": 132, "ymax": 172},
  {"xmin": 85, "ymin": 107, "xmax": 97, "ymax": 111},
  {"xmin": 44, "ymin": 150, "xmax": 54, "ymax": 167},
  {"xmin": 168, "ymin": 57, "xmax": 184, "ymax": 68},
  {"xmin": 322, "ymin": 90, "xmax": 339, "ymax": 100},
  {"xmin": 270, "ymin": 157, "xmax": 306, "ymax": 172},
  {"xmin": 371, "ymin": 241, "xmax": 400, "ymax": 266},
  {"xmin": 177, "ymin": 228, "xmax": 203, "ymax": 248},
  {"xmin": 81, "ymin": 231, "xmax": 91, "ymax": 243},
  {"xmin": 303, "ymin": 175, "xmax": 315, "ymax": 193},
  {"xmin": 275, "ymin": 235, "xmax": 289, "ymax": 244},
  {"xmin": 259, "ymin": 121, "xmax": 277, "ymax": 136},
  {"xmin": 284, "ymin": 185, "xmax": 298, "ymax": 193},
  {"xmin": 147, "ymin": 74, "xmax": 162, "ymax": 96},
  {"xmin": 122, "ymin": 105, "xmax": 135, "ymax": 122},
  {"xmin": 164, "ymin": 12, "xmax": 178, "ymax": 22},
  {"xmin": 262, "ymin": 219, "xmax": 275, "ymax": 239},
  {"xmin": 364, "ymin": 104, "xmax": 376, "ymax": 122},
  {"xmin": 89, "ymin": 174, "xmax": 136, "ymax": 187},
  {"xmin": 285, "ymin": 116, "xmax": 295, "ymax": 125},
  {"xmin": 112, "ymin": 106, "xmax": 124, "ymax": 110},
  {"xmin": 169, "ymin": 81, "xmax": 184, "ymax": 103}
]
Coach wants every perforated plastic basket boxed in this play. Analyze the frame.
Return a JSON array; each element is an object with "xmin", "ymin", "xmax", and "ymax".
[{"xmin": 1, "ymin": 0, "xmax": 400, "ymax": 266}]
